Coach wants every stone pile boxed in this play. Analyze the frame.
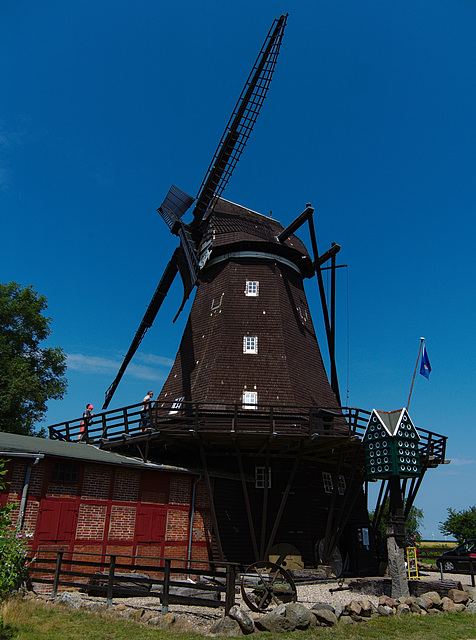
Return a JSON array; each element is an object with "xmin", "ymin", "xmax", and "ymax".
[{"xmin": 209, "ymin": 586, "xmax": 476, "ymax": 635}]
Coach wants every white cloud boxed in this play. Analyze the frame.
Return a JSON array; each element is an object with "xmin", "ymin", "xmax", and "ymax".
[
  {"xmin": 66, "ymin": 352, "xmax": 171, "ymax": 382},
  {"xmin": 447, "ymin": 458, "xmax": 474, "ymax": 467}
]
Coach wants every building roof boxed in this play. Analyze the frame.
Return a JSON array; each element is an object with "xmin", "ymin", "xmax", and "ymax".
[{"xmin": 0, "ymin": 431, "xmax": 193, "ymax": 473}]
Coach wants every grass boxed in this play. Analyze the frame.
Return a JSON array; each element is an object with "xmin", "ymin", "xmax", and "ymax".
[{"xmin": 1, "ymin": 597, "xmax": 476, "ymax": 640}]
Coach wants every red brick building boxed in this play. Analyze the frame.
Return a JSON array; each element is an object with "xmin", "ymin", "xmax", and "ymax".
[{"xmin": 0, "ymin": 432, "xmax": 212, "ymax": 568}]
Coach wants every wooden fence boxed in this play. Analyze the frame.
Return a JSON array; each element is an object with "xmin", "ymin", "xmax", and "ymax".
[{"xmin": 27, "ymin": 550, "xmax": 238, "ymax": 614}]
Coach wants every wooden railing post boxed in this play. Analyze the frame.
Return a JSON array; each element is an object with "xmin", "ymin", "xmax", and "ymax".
[
  {"xmin": 101, "ymin": 413, "xmax": 108, "ymax": 439},
  {"xmin": 225, "ymin": 564, "xmax": 236, "ymax": 615},
  {"xmin": 161, "ymin": 558, "xmax": 171, "ymax": 614},
  {"xmin": 106, "ymin": 555, "xmax": 116, "ymax": 605},
  {"xmin": 52, "ymin": 551, "xmax": 63, "ymax": 597}
]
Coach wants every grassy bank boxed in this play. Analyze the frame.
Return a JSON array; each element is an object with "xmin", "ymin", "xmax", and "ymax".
[{"xmin": 1, "ymin": 597, "xmax": 476, "ymax": 640}]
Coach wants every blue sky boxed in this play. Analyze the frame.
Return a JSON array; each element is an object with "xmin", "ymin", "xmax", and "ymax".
[{"xmin": 1, "ymin": 0, "xmax": 475, "ymax": 539}]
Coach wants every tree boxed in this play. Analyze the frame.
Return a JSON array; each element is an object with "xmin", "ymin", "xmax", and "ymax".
[
  {"xmin": 0, "ymin": 282, "xmax": 67, "ymax": 435},
  {"xmin": 439, "ymin": 506, "xmax": 476, "ymax": 543}
]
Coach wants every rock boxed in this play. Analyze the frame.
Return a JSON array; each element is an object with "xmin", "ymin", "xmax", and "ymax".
[
  {"xmin": 147, "ymin": 617, "xmax": 160, "ymax": 626},
  {"xmin": 229, "ymin": 605, "xmax": 255, "ymax": 635},
  {"xmin": 59, "ymin": 592, "xmax": 82, "ymax": 609},
  {"xmin": 466, "ymin": 602, "xmax": 476, "ymax": 614},
  {"xmin": 209, "ymin": 616, "xmax": 243, "ymax": 636},
  {"xmin": 409, "ymin": 602, "xmax": 422, "ymax": 614},
  {"xmin": 377, "ymin": 605, "xmax": 394, "ymax": 616},
  {"xmin": 115, "ymin": 603, "xmax": 127, "ymax": 611},
  {"xmin": 466, "ymin": 586, "xmax": 476, "ymax": 601},
  {"xmin": 311, "ymin": 602, "xmax": 335, "ymax": 613},
  {"xmin": 346, "ymin": 600, "xmax": 362, "ymax": 616},
  {"xmin": 310, "ymin": 605, "xmax": 338, "ymax": 626},
  {"xmin": 274, "ymin": 604, "xmax": 286, "ymax": 616},
  {"xmin": 415, "ymin": 596, "xmax": 430, "ymax": 611},
  {"xmin": 378, "ymin": 594, "xmax": 396, "ymax": 607},
  {"xmin": 448, "ymin": 588, "xmax": 469, "ymax": 604},
  {"xmin": 396, "ymin": 603, "xmax": 411, "ymax": 615},
  {"xmin": 454, "ymin": 603, "xmax": 466, "ymax": 613},
  {"xmin": 340, "ymin": 614, "xmax": 355, "ymax": 625},
  {"xmin": 359, "ymin": 598, "xmax": 373, "ymax": 617},
  {"xmin": 421, "ymin": 591, "xmax": 442, "ymax": 607},
  {"xmin": 255, "ymin": 612, "xmax": 295, "ymax": 633},
  {"xmin": 334, "ymin": 603, "xmax": 344, "ymax": 619},
  {"xmin": 285, "ymin": 602, "xmax": 314, "ymax": 629},
  {"xmin": 441, "ymin": 597, "xmax": 456, "ymax": 612}
]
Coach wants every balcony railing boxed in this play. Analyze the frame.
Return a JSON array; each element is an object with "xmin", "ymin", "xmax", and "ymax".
[{"xmin": 47, "ymin": 401, "xmax": 446, "ymax": 466}]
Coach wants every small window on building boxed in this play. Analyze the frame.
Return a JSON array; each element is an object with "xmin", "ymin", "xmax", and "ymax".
[
  {"xmin": 211, "ymin": 293, "xmax": 224, "ymax": 311},
  {"xmin": 255, "ymin": 466, "xmax": 271, "ymax": 489},
  {"xmin": 322, "ymin": 471, "xmax": 333, "ymax": 494},
  {"xmin": 337, "ymin": 475, "xmax": 346, "ymax": 496},
  {"xmin": 169, "ymin": 396, "xmax": 185, "ymax": 415},
  {"xmin": 297, "ymin": 306, "xmax": 308, "ymax": 322},
  {"xmin": 243, "ymin": 336, "xmax": 258, "ymax": 354},
  {"xmin": 52, "ymin": 461, "xmax": 79, "ymax": 483},
  {"xmin": 242, "ymin": 391, "xmax": 258, "ymax": 410},
  {"xmin": 245, "ymin": 281, "xmax": 259, "ymax": 297}
]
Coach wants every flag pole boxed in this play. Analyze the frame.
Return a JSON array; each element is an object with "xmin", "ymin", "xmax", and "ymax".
[{"xmin": 407, "ymin": 337, "xmax": 425, "ymax": 410}]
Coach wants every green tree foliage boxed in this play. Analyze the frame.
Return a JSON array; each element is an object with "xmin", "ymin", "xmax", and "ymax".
[
  {"xmin": 0, "ymin": 282, "xmax": 67, "ymax": 435},
  {"xmin": 370, "ymin": 498, "xmax": 424, "ymax": 544},
  {"xmin": 0, "ymin": 460, "xmax": 29, "ymax": 599},
  {"xmin": 439, "ymin": 505, "xmax": 476, "ymax": 543}
]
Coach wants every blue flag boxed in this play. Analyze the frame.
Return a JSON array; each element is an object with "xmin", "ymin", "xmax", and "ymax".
[{"xmin": 420, "ymin": 345, "xmax": 431, "ymax": 379}]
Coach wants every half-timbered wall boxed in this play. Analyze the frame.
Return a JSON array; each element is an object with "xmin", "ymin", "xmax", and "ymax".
[{"xmin": 0, "ymin": 456, "xmax": 212, "ymax": 568}]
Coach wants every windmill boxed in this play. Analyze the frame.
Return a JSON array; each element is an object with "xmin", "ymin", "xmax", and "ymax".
[
  {"xmin": 85, "ymin": 14, "xmax": 448, "ymax": 577},
  {"xmin": 97, "ymin": 13, "xmax": 372, "ymax": 572}
]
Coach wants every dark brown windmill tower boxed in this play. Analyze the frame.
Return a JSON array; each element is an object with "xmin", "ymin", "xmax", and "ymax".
[{"xmin": 99, "ymin": 14, "xmax": 377, "ymax": 575}]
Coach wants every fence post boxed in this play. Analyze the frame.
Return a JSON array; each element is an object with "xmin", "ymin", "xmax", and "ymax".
[
  {"xmin": 107, "ymin": 555, "xmax": 116, "ymax": 605},
  {"xmin": 52, "ymin": 551, "xmax": 63, "ymax": 597},
  {"xmin": 161, "ymin": 559, "xmax": 171, "ymax": 614},
  {"xmin": 225, "ymin": 564, "xmax": 236, "ymax": 615}
]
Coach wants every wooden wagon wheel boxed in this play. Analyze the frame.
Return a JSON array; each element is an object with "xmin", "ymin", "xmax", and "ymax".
[{"xmin": 240, "ymin": 561, "xmax": 297, "ymax": 613}]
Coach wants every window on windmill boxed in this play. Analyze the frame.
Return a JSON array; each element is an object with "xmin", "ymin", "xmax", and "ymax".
[
  {"xmin": 337, "ymin": 475, "xmax": 346, "ymax": 496},
  {"xmin": 52, "ymin": 461, "xmax": 79, "ymax": 483},
  {"xmin": 169, "ymin": 396, "xmax": 185, "ymax": 415},
  {"xmin": 322, "ymin": 472, "xmax": 333, "ymax": 494},
  {"xmin": 242, "ymin": 391, "xmax": 258, "ymax": 410},
  {"xmin": 243, "ymin": 336, "xmax": 258, "ymax": 354},
  {"xmin": 297, "ymin": 306, "xmax": 308, "ymax": 322},
  {"xmin": 255, "ymin": 466, "xmax": 271, "ymax": 489},
  {"xmin": 245, "ymin": 281, "xmax": 259, "ymax": 297},
  {"xmin": 211, "ymin": 293, "xmax": 224, "ymax": 311}
]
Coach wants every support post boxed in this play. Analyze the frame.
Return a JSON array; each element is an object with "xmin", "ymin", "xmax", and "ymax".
[
  {"xmin": 225, "ymin": 564, "xmax": 236, "ymax": 615},
  {"xmin": 387, "ymin": 477, "xmax": 409, "ymax": 599},
  {"xmin": 161, "ymin": 559, "xmax": 171, "ymax": 614},
  {"xmin": 234, "ymin": 440, "xmax": 259, "ymax": 561},
  {"xmin": 106, "ymin": 555, "xmax": 116, "ymax": 605},
  {"xmin": 52, "ymin": 551, "xmax": 63, "ymax": 597},
  {"xmin": 259, "ymin": 439, "xmax": 271, "ymax": 560},
  {"xmin": 199, "ymin": 439, "xmax": 225, "ymax": 561}
]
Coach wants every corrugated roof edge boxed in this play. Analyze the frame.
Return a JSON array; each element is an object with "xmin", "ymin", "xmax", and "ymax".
[{"xmin": 0, "ymin": 432, "xmax": 196, "ymax": 474}]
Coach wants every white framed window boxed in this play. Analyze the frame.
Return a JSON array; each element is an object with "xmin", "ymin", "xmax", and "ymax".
[
  {"xmin": 322, "ymin": 472, "xmax": 333, "ymax": 494},
  {"xmin": 255, "ymin": 466, "xmax": 271, "ymax": 489},
  {"xmin": 297, "ymin": 306, "xmax": 308, "ymax": 322},
  {"xmin": 242, "ymin": 391, "xmax": 258, "ymax": 410},
  {"xmin": 211, "ymin": 293, "xmax": 224, "ymax": 311},
  {"xmin": 243, "ymin": 336, "xmax": 258, "ymax": 354},
  {"xmin": 245, "ymin": 281, "xmax": 259, "ymax": 297},
  {"xmin": 322, "ymin": 472, "xmax": 346, "ymax": 495},
  {"xmin": 337, "ymin": 475, "xmax": 346, "ymax": 496},
  {"xmin": 169, "ymin": 396, "xmax": 185, "ymax": 415}
]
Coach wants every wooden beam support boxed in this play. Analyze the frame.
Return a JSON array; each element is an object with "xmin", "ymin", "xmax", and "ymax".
[
  {"xmin": 198, "ymin": 438, "xmax": 225, "ymax": 561},
  {"xmin": 264, "ymin": 440, "xmax": 304, "ymax": 560},
  {"xmin": 259, "ymin": 439, "xmax": 271, "ymax": 560},
  {"xmin": 234, "ymin": 440, "xmax": 259, "ymax": 561}
]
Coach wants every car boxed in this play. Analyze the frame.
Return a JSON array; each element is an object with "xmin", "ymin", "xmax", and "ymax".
[{"xmin": 436, "ymin": 539, "xmax": 476, "ymax": 573}]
